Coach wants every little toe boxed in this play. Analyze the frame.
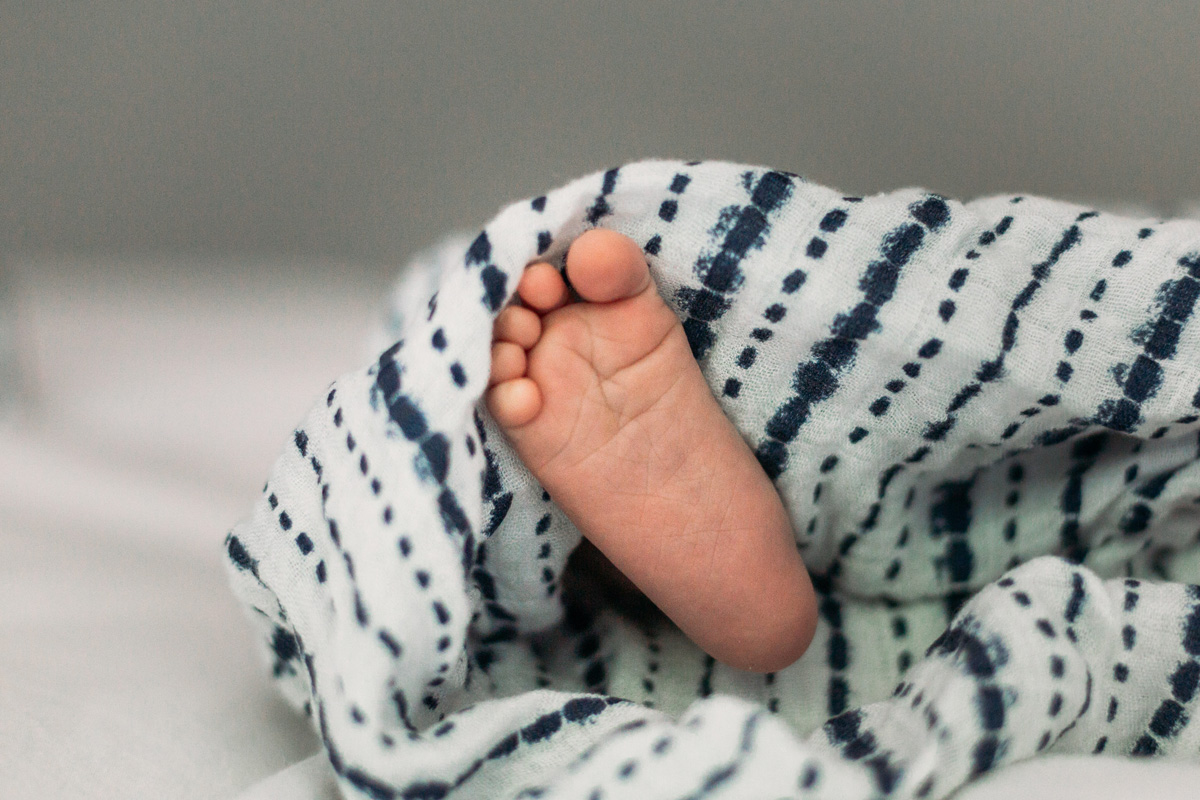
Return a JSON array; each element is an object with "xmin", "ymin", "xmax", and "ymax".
[
  {"xmin": 518, "ymin": 263, "xmax": 571, "ymax": 312},
  {"xmin": 489, "ymin": 341, "xmax": 527, "ymax": 386},
  {"xmin": 494, "ymin": 305, "xmax": 541, "ymax": 349},
  {"xmin": 566, "ymin": 229, "xmax": 651, "ymax": 303},
  {"xmin": 486, "ymin": 377, "xmax": 542, "ymax": 428}
]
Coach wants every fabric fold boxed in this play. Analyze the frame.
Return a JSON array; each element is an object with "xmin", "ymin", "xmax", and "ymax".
[{"xmin": 226, "ymin": 160, "xmax": 1200, "ymax": 799}]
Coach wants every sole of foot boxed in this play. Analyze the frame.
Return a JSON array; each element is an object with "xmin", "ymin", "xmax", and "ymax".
[{"xmin": 487, "ymin": 229, "xmax": 817, "ymax": 673}]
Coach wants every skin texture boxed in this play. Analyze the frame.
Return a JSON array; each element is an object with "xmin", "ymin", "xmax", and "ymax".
[{"xmin": 487, "ymin": 229, "xmax": 817, "ymax": 673}]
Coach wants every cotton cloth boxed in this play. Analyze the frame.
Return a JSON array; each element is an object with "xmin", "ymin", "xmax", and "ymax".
[{"xmin": 226, "ymin": 160, "xmax": 1200, "ymax": 800}]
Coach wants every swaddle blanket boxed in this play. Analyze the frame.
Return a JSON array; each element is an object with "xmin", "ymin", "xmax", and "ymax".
[{"xmin": 226, "ymin": 160, "xmax": 1200, "ymax": 800}]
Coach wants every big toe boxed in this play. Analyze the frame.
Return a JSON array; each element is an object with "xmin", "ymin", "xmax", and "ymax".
[{"xmin": 566, "ymin": 229, "xmax": 651, "ymax": 304}]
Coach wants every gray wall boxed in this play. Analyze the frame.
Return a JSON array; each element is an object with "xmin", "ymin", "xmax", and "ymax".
[{"xmin": 4, "ymin": 2, "xmax": 1199, "ymax": 271}]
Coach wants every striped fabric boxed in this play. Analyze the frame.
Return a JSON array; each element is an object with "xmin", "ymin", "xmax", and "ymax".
[{"xmin": 227, "ymin": 160, "xmax": 1200, "ymax": 799}]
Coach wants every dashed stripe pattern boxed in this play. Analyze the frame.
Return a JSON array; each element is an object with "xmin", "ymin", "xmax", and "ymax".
[{"xmin": 225, "ymin": 160, "xmax": 1200, "ymax": 799}]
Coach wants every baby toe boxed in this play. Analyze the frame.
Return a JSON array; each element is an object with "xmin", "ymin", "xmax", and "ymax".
[
  {"xmin": 486, "ymin": 378, "xmax": 542, "ymax": 428},
  {"xmin": 489, "ymin": 341, "xmax": 527, "ymax": 386},
  {"xmin": 494, "ymin": 305, "xmax": 542, "ymax": 349},
  {"xmin": 518, "ymin": 263, "xmax": 571, "ymax": 312}
]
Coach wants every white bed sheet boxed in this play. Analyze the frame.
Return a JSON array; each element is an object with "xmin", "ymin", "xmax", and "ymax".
[
  {"xmin": 2, "ymin": 255, "xmax": 1198, "ymax": 799},
  {"xmin": 0, "ymin": 256, "xmax": 383, "ymax": 798}
]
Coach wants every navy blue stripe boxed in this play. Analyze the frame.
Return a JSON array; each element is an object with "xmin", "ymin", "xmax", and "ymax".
[
  {"xmin": 1094, "ymin": 252, "xmax": 1200, "ymax": 433},
  {"xmin": 755, "ymin": 198, "xmax": 947, "ymax": 478},
  {"xmin": 676, "ymin": 171, "xmax": 795, "ymax": 360},
  {"xmin": 921, "ymin": 225, "xmax": 1082, "ymax": 443}
]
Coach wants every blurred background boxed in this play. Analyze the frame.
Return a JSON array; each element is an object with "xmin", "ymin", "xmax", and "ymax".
[
  {"xmin": 5, "ymin": 1, "xmax": 1200, "ymax": 271},
  {"xmin": 2, "ymin": 5, "xmax": 1200, "ymax": 797}
]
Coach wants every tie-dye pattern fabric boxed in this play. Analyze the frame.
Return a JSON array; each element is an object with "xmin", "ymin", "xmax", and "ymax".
[{"xmin": 226, "ymin": 160, "xmax": 1200, "ymax": 799}]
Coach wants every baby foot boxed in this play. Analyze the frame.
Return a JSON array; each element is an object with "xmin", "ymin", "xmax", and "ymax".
[{"xmin": 487, "ymin": 229, "xmax": 817, "ymax": 672}]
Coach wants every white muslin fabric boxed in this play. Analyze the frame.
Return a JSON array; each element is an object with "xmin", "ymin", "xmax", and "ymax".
[{"xmin": 227, "ymin": 160, "xmax": 1200, "ymax": 799}]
